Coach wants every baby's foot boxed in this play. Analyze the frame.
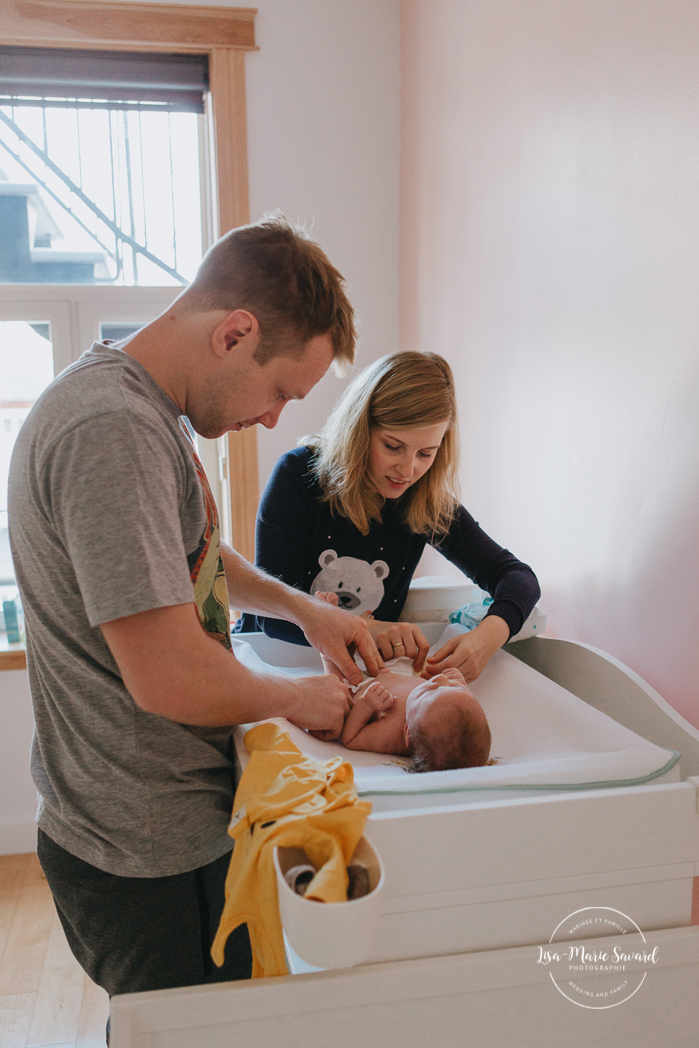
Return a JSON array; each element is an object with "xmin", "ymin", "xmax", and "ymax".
[
  {"xmin": 363, "ymin": 681, "xmax": 396, "ymax": 712},
  {"xmin": 315, "ymin": 590, "xmax": 339, "ymax": 607},
  {"xmin": 441, "ymin": 667, "xmax": 467, "ymax": 685}
]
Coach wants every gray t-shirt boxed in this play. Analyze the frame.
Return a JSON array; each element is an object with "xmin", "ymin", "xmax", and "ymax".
[{"xmin": 8, "ymin": 343, "xmax": 236, "ymax": 877}]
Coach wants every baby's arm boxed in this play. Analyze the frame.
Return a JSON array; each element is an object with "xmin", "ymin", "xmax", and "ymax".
[{"xmin": 342, "ymin": 682, "xmax": 397, "ymax": 751}]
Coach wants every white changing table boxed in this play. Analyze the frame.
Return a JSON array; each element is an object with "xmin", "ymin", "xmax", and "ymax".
[{"xmin": 110, "ymin": 637, "xmax": 699, "ymax": 1048}]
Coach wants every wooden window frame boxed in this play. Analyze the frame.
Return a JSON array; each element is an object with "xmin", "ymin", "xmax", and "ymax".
[{"xmin": 0, "ymin": 1, "xmax": 260, "ymax": 670}]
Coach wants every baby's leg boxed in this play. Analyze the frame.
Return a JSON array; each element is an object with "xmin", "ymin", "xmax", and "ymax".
[
  {"xmin": 314, "ymin": 592, "xmax": 348, "ymax": 679},
  {"xmin": 441, "ymin": 667, "xmax": 468, "ymax": 685},
  {"xmin": 321, "ymin": 654, "xmax": 346, "ymax": 680}
]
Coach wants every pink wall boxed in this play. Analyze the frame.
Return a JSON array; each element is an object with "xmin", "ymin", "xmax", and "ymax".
[{"xmin": 401, "ymin": 0, "xmax": 699, "ymax": 727}]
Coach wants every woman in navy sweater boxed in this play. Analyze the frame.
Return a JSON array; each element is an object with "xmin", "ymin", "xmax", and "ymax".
[{"xmin": 237, "ymin": 352, "xmax": 540, "ymax": 682}]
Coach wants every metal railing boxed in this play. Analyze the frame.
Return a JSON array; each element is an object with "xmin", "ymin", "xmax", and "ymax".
[{"xmin": 0, "ymin": 99, "xmax": 196, "ymax": 285}]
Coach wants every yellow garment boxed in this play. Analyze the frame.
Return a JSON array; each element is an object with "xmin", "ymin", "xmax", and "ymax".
[{"xmin": 211, "ymin": 722, "xmax": 372, "ymax": 978}]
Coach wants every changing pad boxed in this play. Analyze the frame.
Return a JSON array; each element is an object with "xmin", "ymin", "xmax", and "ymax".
[{"xmin": 231, "ymin": 634, "xmax": 679, "ymax": 796}]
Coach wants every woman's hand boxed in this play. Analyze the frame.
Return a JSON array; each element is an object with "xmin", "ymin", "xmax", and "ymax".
[
  {"xmin": 365, "ymin": 618, "xmax": 431, "ymax": 673},
  {"xmin": 422, "ymin": 615, "xmax": 510, "ymax": 683}
]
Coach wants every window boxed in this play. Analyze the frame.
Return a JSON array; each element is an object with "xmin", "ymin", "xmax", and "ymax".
[
  {"xmin": 0, "ymin": 46, "xmax": 210, "ymax": 286},
  {"xmin": 0, "ymin": 2, "xmax": 258, "ymax": 664}
]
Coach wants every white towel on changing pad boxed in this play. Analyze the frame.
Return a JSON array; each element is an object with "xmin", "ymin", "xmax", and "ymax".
[{"xmin": 230, "ymin": 632, "xmax": 679, "ymax": 796}]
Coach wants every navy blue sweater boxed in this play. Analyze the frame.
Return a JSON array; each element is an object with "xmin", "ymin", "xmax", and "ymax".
[{"xmin": 236, "ymin": 446, "xmax": 540, "ymax": 645}]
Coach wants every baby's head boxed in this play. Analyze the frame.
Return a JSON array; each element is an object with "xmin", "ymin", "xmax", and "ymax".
[{"xmin": 405, "ymin": 669, "xmax": 491, "ymax": 772}]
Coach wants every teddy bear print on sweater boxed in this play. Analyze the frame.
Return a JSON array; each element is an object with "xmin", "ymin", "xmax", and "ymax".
[{"xmin": 311, "ymin": 550, "xmax": 389, "ymax": 616}]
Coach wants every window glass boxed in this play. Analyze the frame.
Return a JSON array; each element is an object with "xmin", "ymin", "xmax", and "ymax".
[
  {"xmin": 99, "ymin": 321, "xmax": 144, "ymax": 342},
  {"xmin": 0, "ymin": 103, "xmax": 204, "ymax": 287}
]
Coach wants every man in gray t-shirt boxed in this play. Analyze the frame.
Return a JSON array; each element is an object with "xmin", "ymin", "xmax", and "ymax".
[{"xmin": 8, "ymin": 215, "xmax": 382, "ymax": 999}]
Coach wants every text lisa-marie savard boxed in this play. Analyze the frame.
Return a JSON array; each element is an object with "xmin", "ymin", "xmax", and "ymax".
[{"xmin": 537, "ymin": 945, "xmax": 659, "ymax": 968}]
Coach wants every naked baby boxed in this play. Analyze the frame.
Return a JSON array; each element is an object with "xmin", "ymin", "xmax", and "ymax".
[{"xmin": 318, "ymin": 662, "xmax": 491, "ymax": 772}]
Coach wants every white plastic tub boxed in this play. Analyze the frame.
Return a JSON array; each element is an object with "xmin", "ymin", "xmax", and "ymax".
[{"xmin": 273, "ymin": 836, "xmax": 385, "ymax": 969}]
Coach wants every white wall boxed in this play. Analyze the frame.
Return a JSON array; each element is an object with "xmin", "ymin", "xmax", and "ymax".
[
  {"xmin": 245, "ymin": 0, "xmax": 400, "ymax": 487},
  {"xmin": 401, "ymin": 0, "xmax": 699, "ymax": 727}
]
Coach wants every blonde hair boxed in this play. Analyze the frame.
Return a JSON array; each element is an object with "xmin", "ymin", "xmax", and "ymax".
[
  {"xmin": 181, "ymin": 212, "xmax": 355, "ymax": 372},
  {"xmin": 308, "ymin": 352, "xmax": 460, "ymax": 537}
]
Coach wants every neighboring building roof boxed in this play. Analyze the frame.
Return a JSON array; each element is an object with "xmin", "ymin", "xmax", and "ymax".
[{"xmin": 0, "ymin": 181, "xmax": 61, "ymax": 241}]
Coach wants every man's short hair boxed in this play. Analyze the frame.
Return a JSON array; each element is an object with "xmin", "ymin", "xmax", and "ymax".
[{"xmin": 182, "ymin": 213, "xmax": 356, "ymax": 370}]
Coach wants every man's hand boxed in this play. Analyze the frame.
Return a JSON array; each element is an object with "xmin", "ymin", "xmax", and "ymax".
[
  {"xmin": 217, "ymin": 550, "xmax": 383, "ymax": 685},
  {"xmin": 299, "ymin": 597, "xmax": 383, "ymax": 685},
  {"xmin": 422, "ymin": 615, "xmax": 509, "ymax": 683},
  {"xmin": 315, "ymin": 591, "xmax": 428, "ymax": 672},
  {"xmin": 284, "ymin": 674, "xmax": 351, "ymax": 737}
]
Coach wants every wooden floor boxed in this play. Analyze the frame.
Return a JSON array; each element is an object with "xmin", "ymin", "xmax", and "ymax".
[{"xmin": 0, "ymin": 854, "xmax": 109, "ymax": 1048}]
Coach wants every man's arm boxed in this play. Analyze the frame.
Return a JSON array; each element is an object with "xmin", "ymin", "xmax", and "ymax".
[
  {"xmin": 220, "ymin": 542, "xmax": 383, "ymax": 684},
  {"xmin": 100, "ymin": 602, "xmax": 350, "ymax": 734}
]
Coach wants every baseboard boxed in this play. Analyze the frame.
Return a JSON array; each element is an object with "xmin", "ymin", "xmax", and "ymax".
[{"xmin": 0, "ymin": 820, "xmax": 37, "ymax": 855}]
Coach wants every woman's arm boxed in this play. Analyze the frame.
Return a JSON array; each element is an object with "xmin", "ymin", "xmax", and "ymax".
[
  {"xmin": 435, "ymin": 506, "xmax": 540, "ymax": 637},
  {"xmin": 423, "ymin": 507, "xmax": 541, "ymax": 681}
]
